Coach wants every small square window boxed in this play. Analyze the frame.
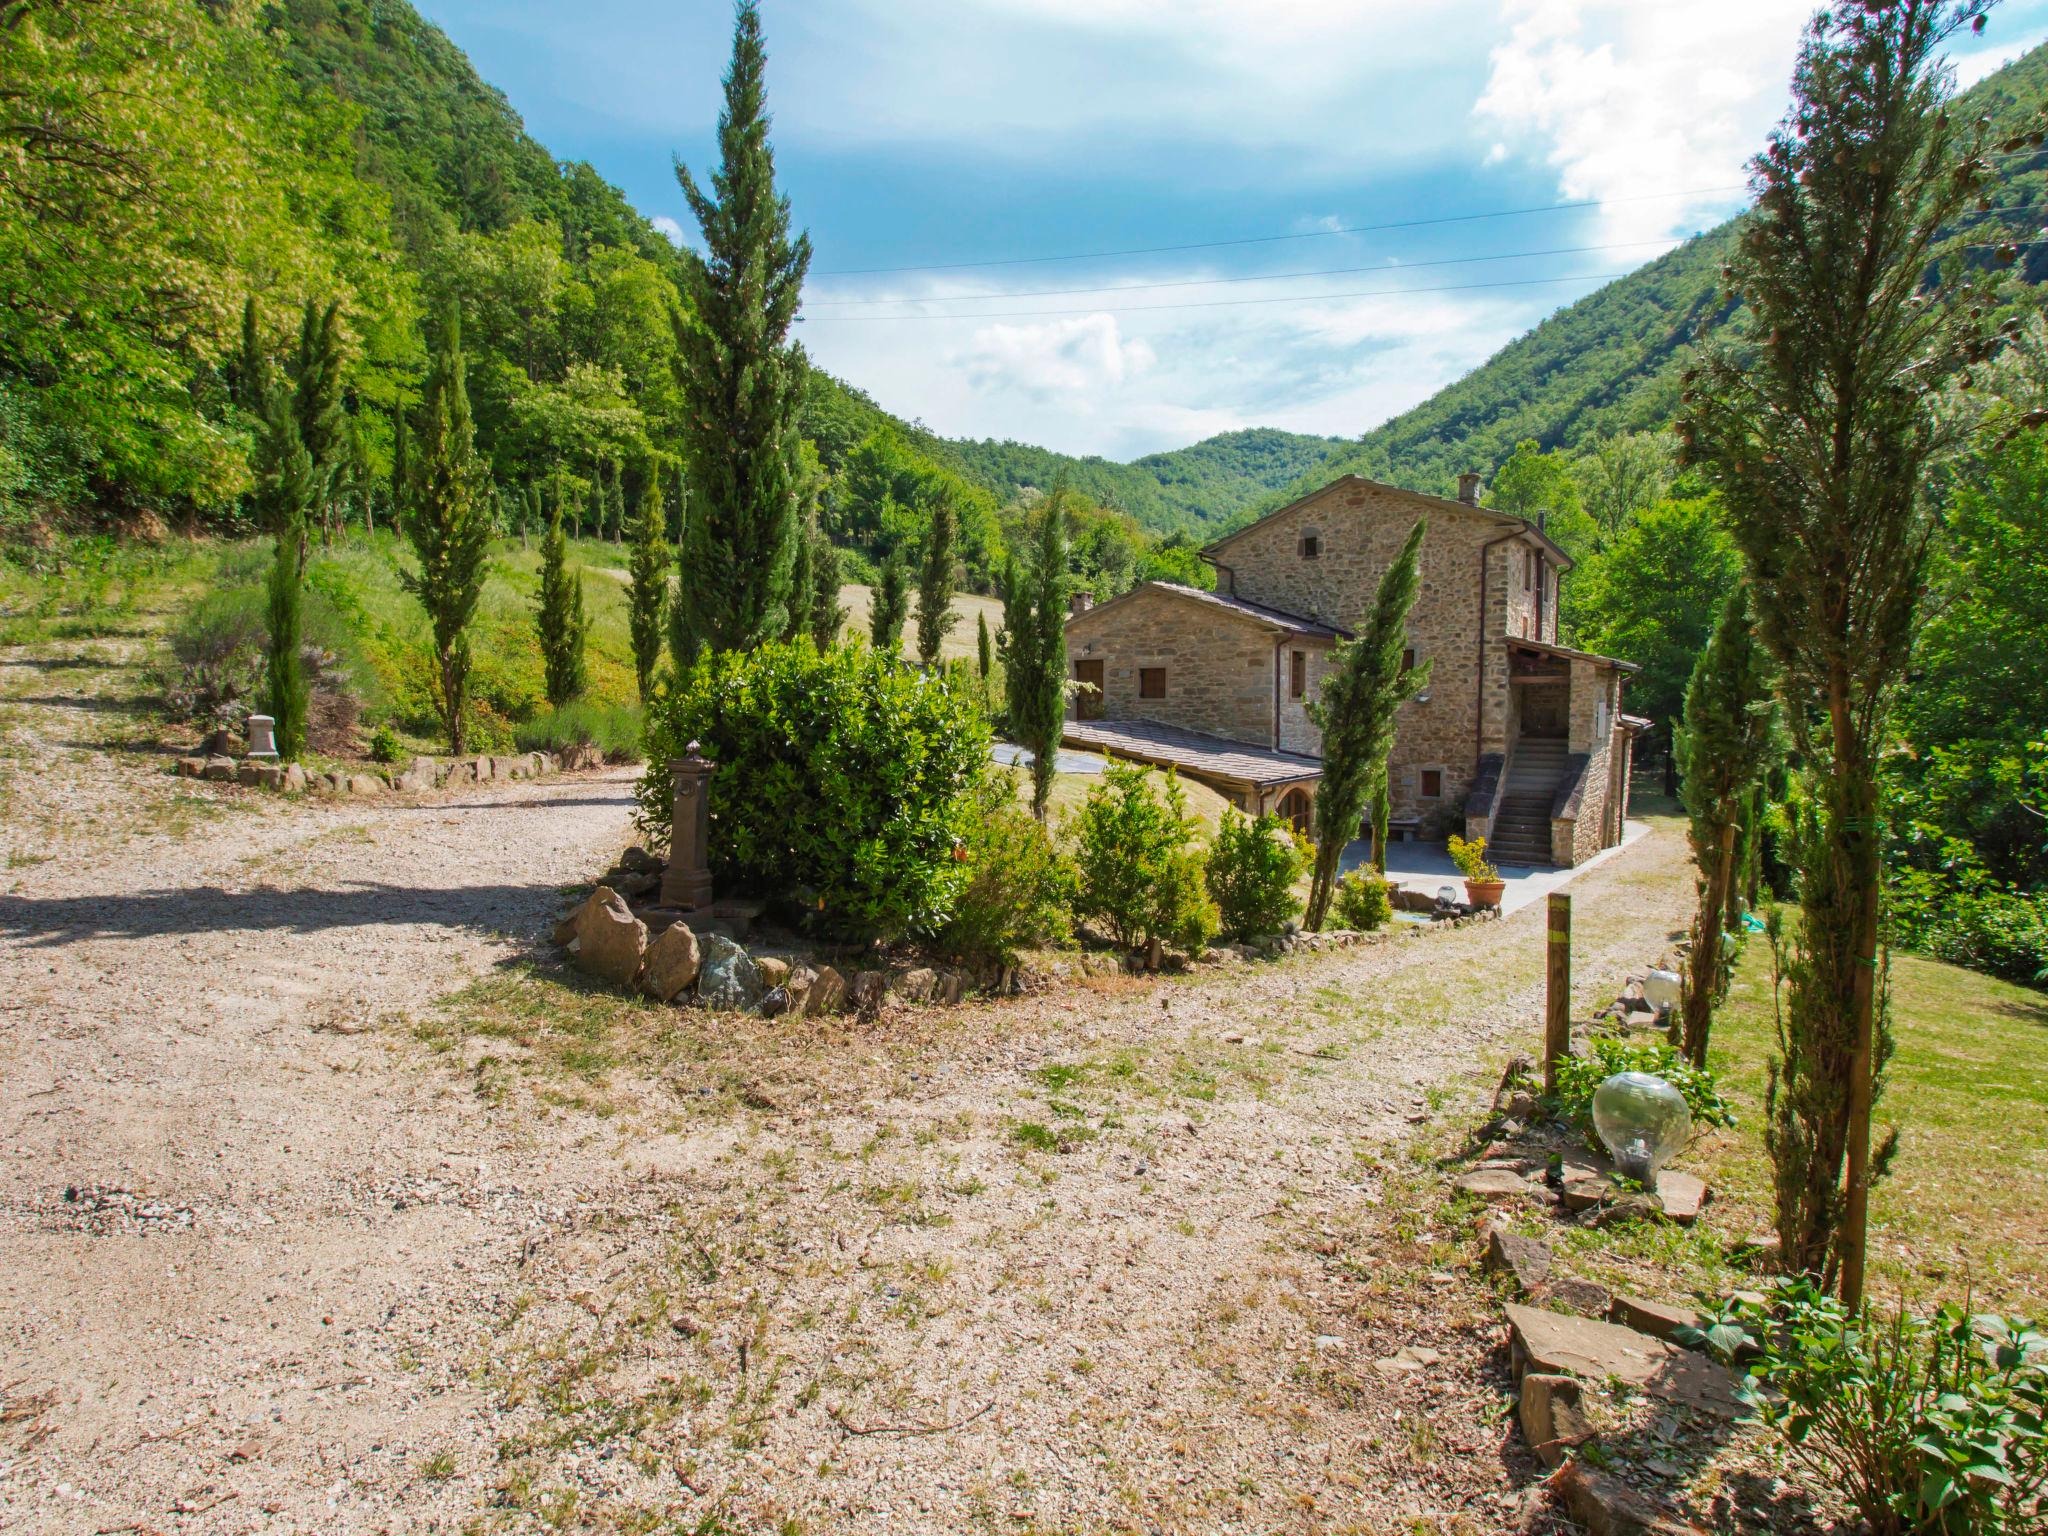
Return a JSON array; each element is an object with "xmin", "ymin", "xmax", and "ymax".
[
  {"xmin": 1289, "ymin": 651, "xmax": 1306, "ymax": 699},
  {"xmin": 1420, "ymin": 768, "xmax": 1443, "ymax": 798},
  {"xmin": 1299, "ymin": 533, "xmax": 1321, "ymax": 559},
  {"xmin": 1139, "ymin": 667, "xmax": 1166, "ymax": 699},
  {"xmin": 1401, "ymin": 647, "xmax": 1417, "ymax": 672}
]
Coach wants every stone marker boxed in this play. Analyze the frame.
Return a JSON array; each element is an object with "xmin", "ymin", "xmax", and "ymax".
[
  {"xmin": 659, "ymin": 744, "xmax": 716, "ymax": 912},
  {"xmin": 1484, "ymin": 1229, "xmax": 1553, "ymax": 1294},
  {"xmin": 807, "ymin": 966, "xmax": 846, "ymax": 1015},
  {"xmin": 1518, "ymin": 1372, "xmax": 1593, "ymax": 1469},
  {"xmin": 697, "ymin": 933, "xmax": 763, "ymax": 1012},
  {"xmin": 642, "ymin": 922, "xmax": 702, "ymax": 1002},
  {"xmin": 245, "ymin": 714, "xmax": 278, "ymax": 759},
  {"xmin": 1505, "ymin": 1303, "xmax": 1740, "ymax": 1418},
  {"xmin": 571, "ymin": 886, "xmax": 648, "ymax": 988}
]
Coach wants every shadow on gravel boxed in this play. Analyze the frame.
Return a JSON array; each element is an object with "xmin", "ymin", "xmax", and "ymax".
[
  {"xmin": 0, "ymin": 880, "xmax": 571, "ymax": 947},
  {"xmin": 400, "ymin": 794, "xmax": 635, "ymax": 813},
  {"xmin": 7, "ymin": 692, "xmax": 155, "ymax": 715}
]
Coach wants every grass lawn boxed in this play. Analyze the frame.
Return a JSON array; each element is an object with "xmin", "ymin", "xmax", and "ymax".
[{"xmin": 838, "ymin": 581, "xmax": 1004, "ymax": 662}]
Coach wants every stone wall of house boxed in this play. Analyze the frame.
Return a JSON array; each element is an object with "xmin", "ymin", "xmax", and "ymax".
[
  {"xmin": 1551, "ymin": 662, "xmax": 1626, "ymax": 866},
  {"xmin": 1275, "ymin": 639, "xmax": 1337, "ymax": 755},
  {"xmin": 1065, "ymin": 588, "xmax": 1277, "ymax": 747}
]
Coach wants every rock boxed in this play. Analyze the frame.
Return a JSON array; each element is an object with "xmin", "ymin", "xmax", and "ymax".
[
  {"xmin": 892, "ymin": 967, "xmax": 937, "ymax": 1003},
  {"xmin": 1558, "ymin": 1149, "xmax": 1615, "ymax": 1211},
  {"xmin": 619, "ymin": 846, "xmax": 661, "ymax": 875},
  {"xmin": 847, "ymin": 969, "xmax": 888, "ymax": 1014},
  {"xmin": 668, "ymin": 1312, "xmax": 702, "ymax": 1338},
  {"xmin": 1548, "ymin": 1459, "xmax": 1710, "ymax": 1535},
  {"xmin": 758, "ymin": 986, "xmax": 790, "ymax": 1019},
  {"xmin": 175, "ymin": 755, "xmax": 206, "ymax": 778},
  {"xmin": 609, "ymin": 868, "xmax": 661, "ymax": 900},
  {"xmin": 561, "ymin": 742, "xmax": 604, "ymax": 771},
  {"xmin": 551, "ymin": 911, "xmax": 580, "ymax": 948},
  {"xmin": 754, "ymin": 957, "xmax": 790, "ymax": 989},
  {"xmin": 1518, "ymin": 1371, "xmax": 1594, "ymax": 1469},
  {"xmin": 203, "ymin": 755, "xmax": 237, "ymax": 782},
  {"xmin": 1372, "ymin": 1344, "xmax": 1441, "ymax": 1375},
  {"xmin": 935, "ymin": 970, "xmax": 965, "ymax": 1004},
  {"xmin": 1532, "ymin": 1277, "xmax": 1613, "ymax": 1317},
  {"xmin": 470, "ymin": 755, "xmax": 494, "ymax": 782},
  {"xmin": 1202, "ymin": 945, "xmax": 1242, "ymax": 966},
  {"xmin": 1656, "ymin": 1170, "xmax": 1707, "ymax": 1225},
  {"xmin": 1484, "ymin": 1230, "xmax": 1553, "ymax": 1294},
  {"xmin": 807, "ymin": 966, "xmax": 846, "ymax": 1015},
  {"xmin": 641, "ymin": 922, "xmax": 703, "ymax": 1002},
  {"xmin": 570, "ymin": 886, "xmax": 648, "ymax": 988},
  {"xmin": 1505, "ymin": 1303, "xmax": 1741, "ymax": 1418},
  {"xmin": 1593, "ymin": 1193, "xmax": 1667, "ymax": 1229},
  {"xmin": 237, "ymin": 761, "xmax": 283, "ymax": 789},
  {"xmin": 202, "ymin": 726, "xmax": 236, "ymax": 756},
  {"xmin": 697, "ymin": 934, "xmax": 764, "ymax": 1013},
  {"xmin": 1454, "ymin": 1168, "xmax": 1533, "ymax": 1201},
  {"xmin": 312, "ymin": 770, "xmax": 344, "ymax": 795},
  {"xmin": 1608, "ymin": 1295, "xmax": 1700, "ymax": 1346},
  {"xmin": 346, "ymin": 774, "xmax": 386, "ymax": 796},
  {"xmin": 784, "ymin": 966, "xmax": 816, "ymax": 1012},
  {"xmin": 280, "ymin": 762, "xmax": 307, "ymax": 793},
  {"xmin": 1730, "ymin": 1232, "xmax": 1781, "ymax": 1266},
  {"xmin": 391, "ymin": 756, "xmax": 440, "ymax": 793}
]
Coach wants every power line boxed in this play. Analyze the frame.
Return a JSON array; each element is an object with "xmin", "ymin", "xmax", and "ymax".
[
  {"xmin": 808, "ymin": 185, "xmax": 1749, "ymax": 278},
  {"xmin": 798, "ymin": 269, "xmax": 1639, "ymax": 323},
  {"xmin": 805, "ymin": 238, "xmax": 1684, "ymax": 307}
]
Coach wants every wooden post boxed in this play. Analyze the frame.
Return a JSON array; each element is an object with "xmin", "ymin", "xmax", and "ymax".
[{"xmin": 1544, "ymin": 893, "xmax": 1571, "ymax": 1095}]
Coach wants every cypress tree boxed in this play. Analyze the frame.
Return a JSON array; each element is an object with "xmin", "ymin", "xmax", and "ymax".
[
  {"xmin": 253, "ymin": 378, "xmax": 314, "ymax": 760},
  {"xmin": 626, "ymin": 470, "xmax": 669, "ymax": 701},
  {"xmin": 1370, "ymin": 782, "xmax": 1390, "ymax": 877},
  {"xmin": 976, "ymin": 610, "xmax": 992, "ymax": 686},
  {"xmin": 669, "ymin": 0, "xmax": 812, "ymax": 655},
  {"xmin": 1675, "ymin": 587, "xmax": 1781, "ymax": 1066},
  {"xmin": 397, "ymin": 314, "xmax": 494, "ymax": 754},
  {"xmin": 998, "ymin": 490, "xmax": 1071, "ymax": 821},
  {"xmin": 388, "ymin": 404, "xmax": 409, "ymax": 542},
  {"xmin": 1305, "ymin": 518, "xmax": 1430, "ymax": 929},
  {"xmin": 913, "ymin": 489, "xmax": 959, "ymax": 667},
  {"xmin": 537, "ymin": 499, "xmax": 589, "ymax": 708},
  {"xmin": 292, "ymin": 298, "xmax": 347, "ymax": 541},
  {"xmin": 584, "ymin": 474, "xmax": 602, "ymax": 542},
  {"xmin": 808, "ymin": 528, "xmax": 844, "ymax": 649},
  {"xmin": 784, "ymin": 508, "xmax": 814, "ymax": 643},
  {"xmin": 1682, "ymin": 0, "xmax": 2007, "ymax": 1304},
  {"xmin": 868, "ymin": 551, "xmax": 908, "ymax": 656},
  {"xmin": 606, "ymin": 457, "xmax": 626, "ymax": 543},
  {"xmin": 231, "ymin": 296, "xmax": 269, "ymax": 415}
]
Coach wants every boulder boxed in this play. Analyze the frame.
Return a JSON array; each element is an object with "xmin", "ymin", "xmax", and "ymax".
[
  {"xmin": 203, "ymin": 755, "xmax": 238, "ymax": 782},
  {"xmin": 642, "ymin": 922, "xmax": 703, "ymax": 1002},
  {"xmin": 1518, "ymin": 1372, "xmax": 1594, "ymax": 1470},
  {"xmin": 847, "ymin": 969, "xmax": 888, "ymax": 1013},
  {"xmin": 754, "ymin": 956, "xmax": 790, "ymax": 989},
  {"xmin": 758, "ymin": 986, "xmax": 790, "ymax": 1019},
  {"xmin": 1484, "ymin": 1230, "xmax": 1553, "ymax": 1294},
  {"xmin": 935, "ymin": 970, "xmax": 964, "ymax": 1004},
  {"xmin": 784, "ymin": 965, "xmax": 817, "ymax": 1013},
  {"xmin": 807, "ymin": 966, "xmax": 846, "ymax": 1015},
  {"xmin": 314, "ymin": 770, "xmax": 346, "ymax": 795},
  {"xmin": 391, "ymin": 757, "xmax": 440, "ymax": 794},
  {"xmin": 175, "ymin": 756, "xmax": 207, "ymax": 778},
  {"xmin": 346, "ymin": 773, "xmax": 387, "ymax": 796},
  {"xmin": 1548, "ymin": 1460, "xmax": 1710, "ymax": 1535},
  {"xmin": 280, "ymin": 762, "xmax": 307, "ymax": 793},
  {"xmin": 891, "ymin": 967, "xmax": 937, "ymax": 1003},
  {"xmin": 570, "ymin": 886, "xmax": 648, "ymax": 988},
  {"xmin": 697, "ymin": 933, "xmax": 764, "ymax": 1012}
]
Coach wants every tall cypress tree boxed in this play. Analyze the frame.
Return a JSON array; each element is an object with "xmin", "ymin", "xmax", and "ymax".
[
  {"xmin": 626, "ymin": 469, "xmax": 669, "ymax": 701},
  {"xmin": 397, "ymin": 314, "xmax": 494, "ymax": 755},
  {"xmin": 914, "ymin": 490, "xmax": 959, "ymax": 667},
  {"xmin": 785, "ymin": 507, "xmax": 815, "ymax": 643},
  {"xmin": 868, "ymin": 551, "xmax": 908, "ymax": 656},
  {"xmin": 1683, "ymin": 0, "xmax": 2008, "ymax": 1304},
  {"xmin": 808, "ymin": 527, "xmax": 844, "ymax": 650},
  {"xmin": 292, "ymin": 298, "xmax": 347, "ymax": 541},
  {"xmin": 998, "ymin": 490, "xmax": 1071, "ymax": 821},
  {"xmin": 977, "ymin": 610, "xmax": 992, "ymax": 687},
  {"xmin": 1305, "ymin": 518, "xmax": 1430, "ymax": 929},
  {"xmin": 537, "ymin": 498, "xmax": 589, "ymax": 708},
  {"xmin": 606, "ymin": 457, "xmax": 626, "ymax": 543},
  {"xmin": 1674, "ymin": 587, "xmax": 1781, "ymax": 1067},
  {"xmin": 669, "ymin": 0, "xmax": 812, "ymax": 655},
  {"xmin": 231, "ymin": 296, "xmax": 269, "ymax": 415},
  {"xmin": 253, "ymin": 378, "xmax": 315, "ymax": 760}
]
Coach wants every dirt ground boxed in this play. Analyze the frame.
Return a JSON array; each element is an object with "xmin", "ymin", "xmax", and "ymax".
[{"xmin": 0, "ymin": 624, "xmax": 1696, "ymax": 1536}]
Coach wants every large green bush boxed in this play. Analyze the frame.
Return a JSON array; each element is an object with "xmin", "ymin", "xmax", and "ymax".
[
  {"xmin": 1547, "ymin": 1035, "xmax": 1735, "ymax": 1152},
  {"xmin": 938, "ymin": 770, "xmax": 1076, "ymax": 966},
  {"xmin": 1332, "ymin": 868, "xmax": 1393, "ymax": 932},
  {"xmin": 1205, "ymin": 809, "xmax": 1308, "ymax": 940},
  {"xmin": 1891, "ymin": 873, "xmax": 2048, "ymax": 986},
  {"xmin": 639, "ymin": 638, "xmax": 990, "ymax": 940},
  {"xmin": 514, "ymin": 700, "xmax": 644, "ymax": 761},
  {"xmin": 1069, "ymin": 762, "xmax": 1218, "ymax": 954}
]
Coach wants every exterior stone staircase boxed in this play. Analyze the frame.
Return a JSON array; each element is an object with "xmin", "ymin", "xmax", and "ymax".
[{"xmin": 1488, "ymin": 736, "xmax": 1568, "ymax": 866}]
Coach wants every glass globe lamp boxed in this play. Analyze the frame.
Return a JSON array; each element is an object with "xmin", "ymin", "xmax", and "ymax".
[
  {"xmin": 1642, "ymin": 968, "xmax": 1682, "ymax": 1015},
  {"xmin": 1591, "ymin": 1071, "xmax": 1692, "ymax": 1185}
]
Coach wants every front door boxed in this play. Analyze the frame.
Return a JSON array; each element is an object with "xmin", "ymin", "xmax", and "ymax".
[
  {"xmin": 1519, "ymin": 683, "xmax": 1568, "ymax": 739},
  {"xmin": 1074, "ymin": 659, "xmax": 1104, "ymax": 720}
]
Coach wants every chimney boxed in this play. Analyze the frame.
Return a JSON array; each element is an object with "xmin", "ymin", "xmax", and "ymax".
[
  {"xmin": 1537, "ymin": 510, "xmax": 1548, "ymax": 533},
  {"xmin": 1069, "ymin": 590, "xmax": 1094, "ymax": 616},
  {"xmin": 1457, "ymin": 471, "xmax": 1483, "ymax": 507}
]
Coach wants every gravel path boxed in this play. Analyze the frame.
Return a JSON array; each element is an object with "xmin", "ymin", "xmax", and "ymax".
[{"xmin": 0, "ymin": 625, "xmax": 1696, "ymax": 1535}]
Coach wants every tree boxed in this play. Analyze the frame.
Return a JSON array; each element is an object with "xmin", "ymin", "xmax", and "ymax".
[
  {"xmin": 1305, "ymin": 518, "xmax": 1430, "ymax": 929},
  {"xmin": 605, "ymin": 456, "xmax": 625, "ymax": 543},
  {"xmin": 868, "ymin": 551, "xmax": 908, "ymax": 655},
  {"xmin": 807, "ymin": 528, "xmax": 845, "ymax": 650},
  {"xmin": 626, "ymin": 468, "xmax": 668, "ymax": 701},
  {"xmin": 536, "ymin": 498, "xmax": 589, "ymax": 708},
  {"xmin": 1683, "ymin": 0, "xmax": 2009, "ymax": 1306},
  {"xmin": 1674, "ymin": 588, "xmax": 1780, "ymax": 1066},
  {"xmin": 1071, "ymin": 763, "xmax": 1217, "ymax": 955},
  {"xmin": 914, "ymin": 489, "xmax": 959, "ymax": 666},
  {"xmin": 253, "ymin": 379, "xmax": 315, "ymax": 759},
  {"xmin": 1488, "ymin": 439, "xmax": 1596, "ymax": 562},
  {"xmin": 1572, "ymin": 431, "xmax": 1676, "ymax": 545},
  {"xmin": 977, "ymin": 610, "xmax": 992, "ymax": 696},
  {"xmin": 668, "ymin": 0, "xmax": 812, "ymax": 655},
  {"xmin": 398, "ymin": 315, "xmax": 494, "ymax": 753},
  {"xmin": 292, "ymin": 297, "xmax": 347, "ymax": 539},
  {"xmin": 230, "ymin": 296, "xmax": 270, "ymax": 415},
  {"xmin": 999, "ymin": 489, "xmax": 1071, "ymax": 820},
  {"xmin": 785, "ymin": 508, "xmax": 814, "ymax": 643}
]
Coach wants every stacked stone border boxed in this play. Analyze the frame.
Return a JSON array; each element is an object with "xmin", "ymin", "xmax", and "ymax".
[{"xmin": 171, "ymin": 742, "xmax": 609, "ymax": 796}]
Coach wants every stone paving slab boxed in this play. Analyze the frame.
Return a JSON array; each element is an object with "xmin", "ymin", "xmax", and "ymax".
[{"xmin": 1505, "ymin": 1304, "xmax": 1742, "ymax": 1418}]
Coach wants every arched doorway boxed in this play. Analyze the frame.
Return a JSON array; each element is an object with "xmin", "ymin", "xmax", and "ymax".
[{"xmin": 1276, "ymin": 786, "xmax": 1312, "ymax": 837}]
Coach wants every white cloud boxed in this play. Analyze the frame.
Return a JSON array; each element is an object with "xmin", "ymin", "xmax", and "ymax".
[
  {"xmin": 958, "ymin": 313, "xmax": 1156, "ymax": 400},
  {"xmin": 649, "ymin": 215, "xmax": 685, "ymax": 246}
]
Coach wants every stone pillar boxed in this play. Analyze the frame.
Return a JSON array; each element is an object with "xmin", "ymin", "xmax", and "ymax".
[
  {"xmin": 246, "ymin": 714, "xmax": 278, "ymax": 759},
  {"xmin": 659, "ymin": 741, "xmax": 715, "ymax": 912}
]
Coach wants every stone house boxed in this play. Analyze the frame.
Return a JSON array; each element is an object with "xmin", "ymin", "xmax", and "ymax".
[{"xmin": 1062, "ymin": 472, "xmax": 1646, "ymax": 867}]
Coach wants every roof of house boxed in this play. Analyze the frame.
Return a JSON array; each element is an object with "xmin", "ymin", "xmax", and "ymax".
[
  {"xmin": 1062, "ymin": 717, "xmax": 1325, "ymax": 790},
  {"xmin": 1199, "ymin": 474, "xmax": 1575, "ymax": 570},
  {"xmin": 1509, "ymin": 636, "xmax": 1642, "ymax": 675},
  {"xmin": 1620, "ymin": 713, "xmax": 1656, "ymax": 732},
  {"xmin": 1069, "ymin": 580, "xmax": 1347, "ymax": 640}
]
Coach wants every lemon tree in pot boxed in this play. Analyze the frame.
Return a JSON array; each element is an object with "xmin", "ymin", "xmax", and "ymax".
[{"xmin": 1447, "ymin": 834, "xmax": 1505, "ymax": 909}]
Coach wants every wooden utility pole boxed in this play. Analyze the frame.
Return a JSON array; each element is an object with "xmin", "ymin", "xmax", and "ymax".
[{"xmin": 1544, "ymin": 893, "xmax": 1571, "ymax": 1095}]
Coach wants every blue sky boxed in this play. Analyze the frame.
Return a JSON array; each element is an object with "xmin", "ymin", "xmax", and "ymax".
[{"xmin": 416, "ymin": 0, "xmax": 2048, "ymax": 461}]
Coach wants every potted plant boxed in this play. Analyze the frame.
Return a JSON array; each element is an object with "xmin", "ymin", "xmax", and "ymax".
[{"xmin": 1447, "ymin": 833, "xmax": 1505, "ymax": 909}]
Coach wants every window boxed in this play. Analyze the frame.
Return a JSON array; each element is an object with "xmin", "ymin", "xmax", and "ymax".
[
  {"xmin": 1523, "ymin": 549, "xmax": 1534, "ymax": 592},
  {"xmin": 1420, "ymin": 768, "xmax": 1443, "ymax": 798},
  {"xmin": 1289, "ymin": 651, "xmax": 1306, "ymax": 699},
  {"xmin": 1139, "ymin": 667, "xmax": 1166, "ymax": 699},
  {"xmin": 1276, "ymin": 787, "xmax": 1312, "ymax": 835},
  {"xmin": 1299, "ymin": 531, "xmax": 1321, "ymax": 559},
  {"xmin": 1401, "ymin": 647, "xmax": 1417, "ymax": 673}
]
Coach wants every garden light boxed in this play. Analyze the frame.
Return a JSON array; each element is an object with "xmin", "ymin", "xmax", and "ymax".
[
  {"xmin": 1642, "ymin": 968, "xmax": 1682, "ymax": 1015},
  {"xmin": 1592, "ymin": 1071, "xmax": 1693, "ymax": 1185}
]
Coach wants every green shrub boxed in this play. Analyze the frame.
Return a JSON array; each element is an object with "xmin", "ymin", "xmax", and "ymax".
[
  {"xmin": 639, "ymin": 638, "xmax": 990, "ymax": 940},
  {"xmin": 1547, "ymin": 1035, "xmax": 1736, "ymax": 1151},
  {"xmin": 1687, "ymin": 1279, "xmax": 2046, "ymax": 1535},
  {"xmin": 1894, "ymin": 877, "xmax": 2048, "ymax": 986},
  {"xmin": 938, "ymin": 770, "xmax": 1076, "ymax": 966},
  {"xmin": 1069, "ymin": 762, "xmax": 1218, "ymax": 955},
  {"xmin": 368, "ymin": 723, "xmax": 404, "ymax": 763},
  {"xmin": 1332, "ymin": 868, "xmax": 1393, "ymax": 932},
  {"xmin": 1205, "ymin": 809, "xmax": 1308, "ymax": 940},
  {"xmin": 514, "ymin": 699, "xmax": 643, "ymax": 761},
  {"xmin": 154, "ymin": 586, "xmax": 267, "ymax": 728}
]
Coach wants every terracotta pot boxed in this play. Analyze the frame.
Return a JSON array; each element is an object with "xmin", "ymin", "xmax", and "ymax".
[{"xmin": 1464, "ymin": 878, "xmax": 1506, "ymax": 909}]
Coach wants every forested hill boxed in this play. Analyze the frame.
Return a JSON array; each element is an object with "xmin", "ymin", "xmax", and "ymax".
[{"xmin": 1250, "ymin": 38, "xmax": 2048, "ymax": 509}]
